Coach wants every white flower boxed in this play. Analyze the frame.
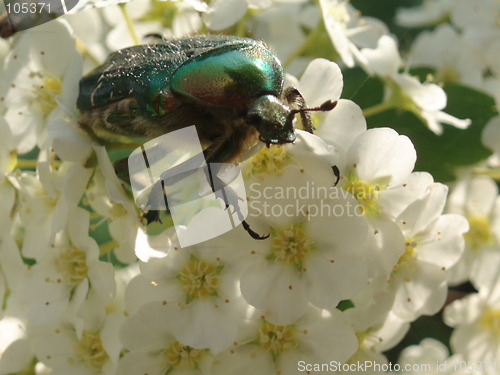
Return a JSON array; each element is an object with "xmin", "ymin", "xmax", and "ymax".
[
  {"xmin": 71, "ymin": 0, "xmax": 132, "ymax": 12},
  {"xmin": 0, "ymin": 119, "xmax": 16, "ymax": 181},
  {"xmin": 444, "ymin": 252, "xmax": 500, "ymax": 375},
  {"xmin": 240, "ymin": 132, "xmax": 369, "ymax": 325},
  {"xmin": 48, "ymin": 113, "xmax": 93, "ymax": 163},
  {"xmin": 10, "ymin": 161, "xmax": 92, "ymax": 260},
  {"xmin": 0, "ymin": 37, "xmax": 9, "ymax": 72},
  {"xmin": 450, "ymin": 0, "xmax": 500, "ymax": 32},
  {"xmin": 118, "ymin": 301, "xmax": 213, "ymax": 375},
  {"xmin": 361, "ymin": 36, "xmax": 471, "ymax": 134},
  {"xmin": 31, "ymin": 310, "xmax": 124, "ymax": 375},
  {"xmin": 395, "ymin": 0, "xmax": 455, "ymax": 27},
  {"xmin": 398, "ymin": 338, "xmax": 473, "ymax": 375},
  {"xmin": 0, "ymin": 181, "xmax": 26, "ymax": 295},
  {"xmin": 286, "ymin": 58, "xmax": 368, "ymax": 158},
  {"xmin": 106, "ymin": 19, "xmax": 165, "ymax": 50},
  {"xmin": 238, "ymin": 209, "xmax": 368, "ymax": 325},
  {"xmin": 244, "ymin": 130, "xmax": 339, "ymax": 225},
  {"xmin": 0, "ymin": 20, "xmax": 82, "ymax": 154},
  {"xmin": 389, "ymin": 183, "xmax": 468, "ymax": 321},
  {"xmin": 0, "ymin": 181, "xmax": 31, "ymax": 374},
  {"xmin": 17, "ymin": 206, "xmax": 115, "ymax": 324},
  {"xmin": 340, "ymin": 128, "xmax": 416, "ymax": 193},
  {"xmin": 62, "ymin": 6, "xmax": 109, "ymax": 76},
  {"xmin": 202, "ymin": 0, "xmax": 248, "ymax": 31},
  {"xmin": 409, "ymin": 24, "xmax": 484, "ymax": 89},
  {"xmin": 87, "ymin": 146, "xmax": 140, "ymax": 264},
  {"xmin": 338, "ymin": 128, "xmax": 418, "ymax": 279},
  {"xmin": 253, "ymin": 3, "xmax": 320, "ymax": 75},
  {"xmin": 127, "ymin": 228, "xmax": 247, "ymax": 353},
  {"xmin": 319, "ymin": 0, "xmax": 388, "ymax": 68},
  {"xmin": 0, "ymin": 316, "xmax": 32, "ymax": 375},
  {"xmin": 102, "ymin": 0, "xmax": 204, "ymax": 50},
  {"xmin": 446, "ymin": 176, "xmax": 500, "ymax": 286},
  {"xmin": 316, "ymin": 99, "xmax": 367, "ymax": 156},
  {"xmin": 212, "ymin": 308, "xmax": 357, "ymax": 375},
  {"xmin": 292, "ymin": 58, "xmax": 344, "ymax": 108},
  {"xmin": 343, "ymin": 289, "xmax": 409, "ymax": 372},
  {"xmin": 101, "ymin": 0, "xmax": 152, "ymax": 28},
  {"xmin": 106, "ymin": 263, "xmax": 140, "ymax": 316}
]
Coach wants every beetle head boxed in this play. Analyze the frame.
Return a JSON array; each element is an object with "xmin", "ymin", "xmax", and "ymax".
[{"xmin": 245, "ymin": 95, "xmax": 296, "ymax": 145}]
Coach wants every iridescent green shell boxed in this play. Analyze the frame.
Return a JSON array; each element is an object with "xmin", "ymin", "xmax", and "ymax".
[{"xmin": 77, "ymin": 35, "xmax": 284, "ymax": 115}]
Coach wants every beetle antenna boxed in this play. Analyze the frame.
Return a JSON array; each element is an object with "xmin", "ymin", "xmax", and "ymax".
[{"xmin": 289, "ymin": 100, "xmax": 337, "ymax": 117}]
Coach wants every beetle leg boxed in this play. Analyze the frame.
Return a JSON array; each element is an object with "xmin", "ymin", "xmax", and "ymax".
[
  {"xmin": 142, "ymin": 135, "xmax": 268, "ymax": 240},
  {"xmin": 142, "ymin": 153, "xmax": 206, "ymax": 224},
  {"xmin": 283, "ymin": 87, "xmax": 315, "ymax": 133},
  {"xmin": 332, "ymin": 165, "xmax": 340, "ymax": 186},
  {"xmin": 151, "ymin": 91, "xmax": 179, "ymax": 116},
  {"xmin": 283, "ymin": 88, "xmax": 342, "ymax": 188},
  {"xmin": 204, "ymin": 141, "xmax": 270, "ymax": 240},
  {"xmin": 106, "ymin": 112, "xmax": 134, "ymax": 124},
  {"xmin": 242, "ymin": 221, "xmax": 270, "ymax": 240},
  {"xmin": 141, "ymin": 139, "xmax": 229, "ymax": 225},
  {"xmin": 104, "ymin": 98, "xmax": 141, "ymax": 125},
  {"xmin": 205, "ymin": 162, "xmax": 270, "ymax": 241}
]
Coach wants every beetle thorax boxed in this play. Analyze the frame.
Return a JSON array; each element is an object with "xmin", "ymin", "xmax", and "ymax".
[{"xmin": 246, "ymin": 95, "xmax": 296, "ymax": 145}]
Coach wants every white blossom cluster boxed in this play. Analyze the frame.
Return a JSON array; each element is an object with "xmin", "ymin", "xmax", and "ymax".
[
  {"xmin": 397, "ymin": 0, "xmax": 500, "ymax": 163},
  {"xmin": 394, "ymin": 0, "xmax": 500, "ymax": 373},
  {"xmin": 0, "ymin": 0, "xmax": 497, "ymax": 374}
]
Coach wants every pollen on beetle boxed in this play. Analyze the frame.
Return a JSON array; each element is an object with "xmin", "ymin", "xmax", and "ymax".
[
  {"xmin": 268, "ymin": 224, "xmax": 315, "ymax": 270},
  {"xmin": 258, "ymin": 321, "xmax": 297, "ymax": 358},
  {"xmin": 464, "ymin": 215, "xmax": 492, "ymax": 250},
  {"xmin": 245, "ymin": 145, "xmax": 289, "ymax": 178},
  {"xmin": 54, "ymin": 247, "xmax": 88, "ymax": 284},
  {"xmin": 343, "ymin": 173, "xmax": 384, "ymax": 216},
  {"xmin": 178, "ymin": 256, "xmax": 222, "ymax": 300}
]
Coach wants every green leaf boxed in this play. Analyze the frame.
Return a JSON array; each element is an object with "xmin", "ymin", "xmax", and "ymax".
[
  {"xmin": 336, "ymin": 299, "xmax": 355, "ymax": 311},
  {"xmin": 342, "ymin": 68, "xmax": 496, "ymax": 182},
  {"xmin": 369, "ymin": 83, "xmax": 495, "ymax": 182},
  {"xmin": 384, "ymin": 312, "xmax": 453, "ymax": 363},
  {"xmin": 342, "ymin": 67, "xmax": 384, "ymax": 108}
]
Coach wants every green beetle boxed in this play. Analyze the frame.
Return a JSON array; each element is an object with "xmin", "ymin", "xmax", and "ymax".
[
  {"xmin": 78, "ymin": 35, "xmax": 336, "ymax": 161},
  {"xmin": 77, "ymin": 35, "xmax": 337, "ymax": 239}
]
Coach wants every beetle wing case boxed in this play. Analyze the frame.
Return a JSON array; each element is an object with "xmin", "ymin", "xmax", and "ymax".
[{"xmin": 77, "ymin": 36, "xmax": 279, "ymax": 113}]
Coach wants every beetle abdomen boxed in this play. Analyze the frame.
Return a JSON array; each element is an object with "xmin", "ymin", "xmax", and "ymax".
[{"xmin": 79, "ymin": 98, "xmax": 156, "ymax": 141}]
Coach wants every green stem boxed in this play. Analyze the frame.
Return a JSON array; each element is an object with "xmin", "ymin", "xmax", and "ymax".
[
  {"xmin": 362, "ymin": 102, "xmax": 394, "ymax": 117},
  {"xmin": 76, "ymin": 38, "xmax": 100, "ymax": 66},
  {"xmin": 16, "ymin": 159, "xmax": 38, "ymax": 169},
  {"xmin": 283, "ymin": 20, "xmax": 322, "ymax": 69},
  {"xmin": 99, "ymin": 240, "xmax": 119, "ymax": 256},
  {"xmin": 119, "ymin": 3, "xmax": 140, "ymax": 45}
]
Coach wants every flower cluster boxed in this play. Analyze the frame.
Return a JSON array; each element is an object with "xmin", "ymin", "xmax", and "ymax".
[
  {"xmin": 395, "ymin": 0, "xmax": 500, "ymax": 371},
  {"xmin": 0, "ymin": 0, "xmax": 497, "ymax": 374}
]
